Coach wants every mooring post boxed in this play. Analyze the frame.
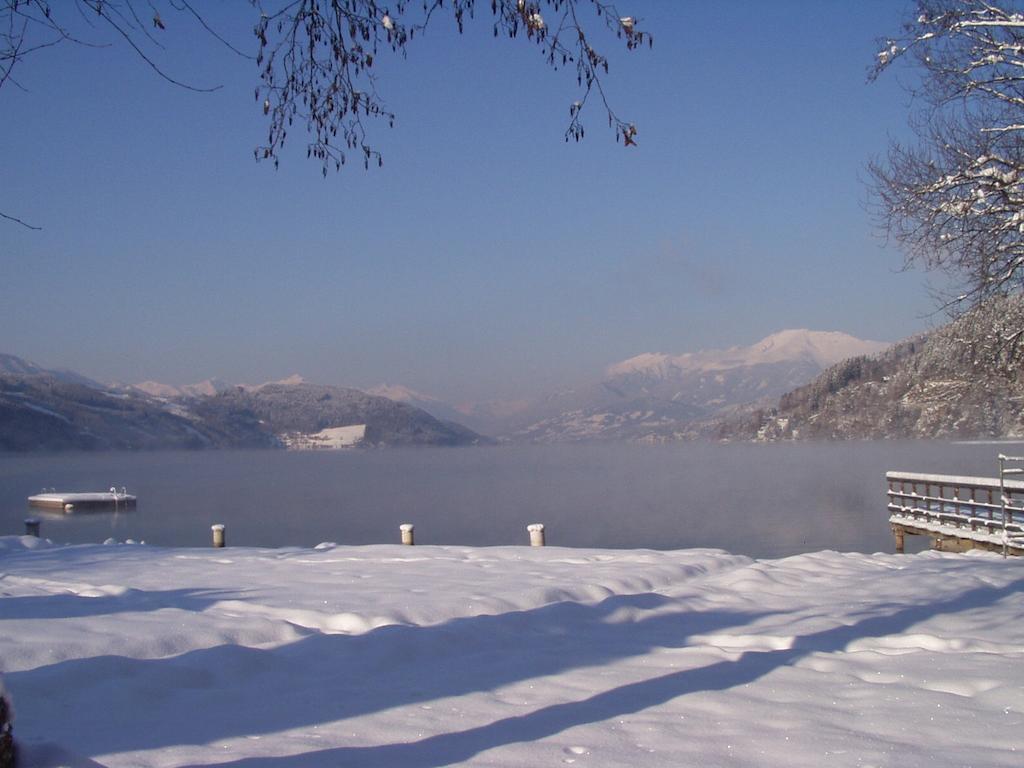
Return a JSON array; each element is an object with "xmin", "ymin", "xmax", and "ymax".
[
  {"xmin": 892, "ymin": 523, "xmax": 905, "ymax": 554},
  {"xmin": 211, "ymin": 523, "xmax": 226, "ymax": 548},
  {"xmin": 400, "ymin": 523, "xmax": 415, "ymax": 545},
  {"xmin": 527, "ymin": 523, "xmax": 545, "ymax": 547},
  {"xmin": 24, "ymin": 517, "xmax": 40, "ymax": 538}
]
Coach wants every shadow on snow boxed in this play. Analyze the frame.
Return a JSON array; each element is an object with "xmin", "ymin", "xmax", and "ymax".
[
  {"xmin": 181, "ymin": 575, "xmax": 1024, "ymax": 768},
  {"xmin": 7, "ymin": 574, "xmax": 1023, "ymax": 766},
  {"xmin": 9, "ymin": 591, "xmax": 768, "ymax": 757}
]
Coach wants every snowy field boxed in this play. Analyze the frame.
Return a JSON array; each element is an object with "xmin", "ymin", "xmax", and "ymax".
[{"xmin": 1, "ymin": 536, "xmax": 1022, "ymax": 767}]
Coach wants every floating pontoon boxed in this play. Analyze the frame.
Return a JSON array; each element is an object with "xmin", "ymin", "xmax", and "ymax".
[{"xmin": 28, "ymin": 489, "xmax": 137, "ymax": 513}]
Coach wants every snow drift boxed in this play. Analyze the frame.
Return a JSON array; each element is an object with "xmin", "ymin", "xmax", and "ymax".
[{"xmin": 0, "ymin": 536, "xmax": 1021, "ymax": 767}]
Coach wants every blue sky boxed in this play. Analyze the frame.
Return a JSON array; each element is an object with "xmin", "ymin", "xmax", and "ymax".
[{"xmin": 1, "ymin": 1, "xmax": 936, "ymax": 402}]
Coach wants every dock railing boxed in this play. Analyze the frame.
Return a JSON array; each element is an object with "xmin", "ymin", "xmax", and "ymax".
[
  {"xmin": 887, "ymin": 466, "xmax": 1024, "ymax": 555},
  {"xmin": 999, "ymin": 454, "xmax": 1024, "ymax": 557}
]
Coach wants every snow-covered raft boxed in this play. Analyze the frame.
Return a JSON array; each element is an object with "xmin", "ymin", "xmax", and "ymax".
[{"xmin": 27, "ymin": 490, "xmax": 136, "ymax": 513}]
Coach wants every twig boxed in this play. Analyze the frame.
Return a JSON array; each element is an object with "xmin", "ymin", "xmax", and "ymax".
[{"xmin": 0, "ymin": 210, "xmax": 42, "ymax": 230}]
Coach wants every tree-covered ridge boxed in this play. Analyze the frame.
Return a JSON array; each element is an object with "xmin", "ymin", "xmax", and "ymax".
[
  {"xmin": 0, "ymin": 373, "xmax": 486, "ymax": 451},
  {"xmin": 721, "ymin": 295, "xmax": 1024, "ymax": 441}
]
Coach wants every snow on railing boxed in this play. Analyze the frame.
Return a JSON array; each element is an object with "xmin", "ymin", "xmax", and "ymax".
[{"xmin": 887, "ymin": 462, "xmax": 1024, "ymax": 555}]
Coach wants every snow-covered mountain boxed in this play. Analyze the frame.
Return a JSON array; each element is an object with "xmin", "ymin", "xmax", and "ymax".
[
  {"xmin": 240, "ymin": 374, "xmax": 306, "ymax": 391},
  {"xmin": 368, "ymin": 384, "xmax": 540, "ymax": 438},
  {"xmin": 366, "ymin": 383, "xmax": 431, "ymax": 403},
  {"xmin": 511, "ymin": 330, "xmax": 891, "ymax": 443},
  {"xmin": 133, "ymin": 378, "xmax": 231, "ymax": 399},
  {"xmin": 364, "ymin": 331, "xmax": 892, "ymax": 442},
  {"xmin": 598, "ymin": 330, "xmax": 887, "ymax": 407},
  {"xmin": 606, "ymin": 329, "xmax": 889, "ymax": 380},
  {"xmin": 718, "ymin": 298, "xmax": 1024, "ymax": 441},
  {"xmin": 200, "ymin": 382, "xmax": 487, "ymax": 447},
  {"xmin": 0, "ymin": 329, "xmax": 894, "ymax": 448},
  {"xmin": 366, "ymin": 383, "xmax": 513, "ymax": 436},
  {"xmin": 0, "ymin": 355, "xmax": 486, "ymax": 451},
  {"xmin": 133, "ymin": 374, "xmax": 308, "ymax": 398},
  {"xmin": 0, "ymin": 352, "xmax": 103, "ymax": 389}
]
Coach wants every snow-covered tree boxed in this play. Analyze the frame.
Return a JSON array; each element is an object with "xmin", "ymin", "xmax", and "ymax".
[
  {"xmin": 871, "ymin": 0, "xmax": 1024, "ymax": 336},
  {"xmin": 1, "ymin": 1, "xmax": 649, "ymax": 229}
]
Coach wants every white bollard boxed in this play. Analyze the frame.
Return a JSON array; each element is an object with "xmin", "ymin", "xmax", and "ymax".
[
  {"xmin": 211, "ymin": 523, "xmax": 226, "ymax": 548},
  {"xmin": 400, "ymin": 523, "xmax": 415, "ymax": 545},
  {"xmin": 24, "ymin": 517, "xmax": 40, "ymax": 537},
  {"xmin": 527, "ymin": 523, "xmax": 545, "ymax": 547}
]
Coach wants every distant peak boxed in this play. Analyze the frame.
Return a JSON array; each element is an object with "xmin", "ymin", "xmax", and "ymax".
[
  {"xmin": 0, "ymin": 352, "xmax": 45, "ymax": 375},
  {"xmin": 134, "ymin": 380, "xmax": 183, "ymax": 398},
  {"xmin": 605, "ymin": 353, "xmax": 671, "ymax": 378},
  {"xmin": 133, "ymin": 378, "xmax": 231, "ymax": 398},
  {"xmin": 0, "ymin": 352, "xmax": 103, "ymax": 388},
  {"xmin": 240, "ymin": 374, "xmax": 307, "ymax": 391},
  {"xmin": 367, "ymin": 383, "xmax": 438, "ymax": 403},
  {"xmin": 748, "ymin": 329, "xmax": 890, "ymax": 368},
  {"xmin": 605, "ymin": 330, "xmax": 890, "ymax": 379}
]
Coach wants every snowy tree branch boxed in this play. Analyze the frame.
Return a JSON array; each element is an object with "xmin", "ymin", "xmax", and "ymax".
[{"xmin": 871, "ymin": 1, "xmax": 1024, "ymax": 317}]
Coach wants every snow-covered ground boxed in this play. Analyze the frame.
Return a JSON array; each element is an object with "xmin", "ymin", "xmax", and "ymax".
[{"xmin": 1, "ymin": 536, "xmax": 1022, "ymax": 767}]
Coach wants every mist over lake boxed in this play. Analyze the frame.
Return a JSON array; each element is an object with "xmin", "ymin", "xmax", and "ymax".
[{"xmin": 2, "ymin": 441, "xmax": 1021, "ymax": 558}]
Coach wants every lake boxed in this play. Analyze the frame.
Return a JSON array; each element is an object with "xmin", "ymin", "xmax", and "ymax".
[{"xmin": 2, "ymin": 441, "xmax": 1021, "ymax": 558}]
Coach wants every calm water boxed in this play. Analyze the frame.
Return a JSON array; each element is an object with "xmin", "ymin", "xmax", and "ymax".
[{"xmin": 1, "ymin": 442, "xmax": 1021, "ymax": 558}]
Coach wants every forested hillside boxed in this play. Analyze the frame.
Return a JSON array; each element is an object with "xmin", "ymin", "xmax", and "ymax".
[{"xmin": 717, "ymin": 297, "xmax": 1024, "ymax": 441}]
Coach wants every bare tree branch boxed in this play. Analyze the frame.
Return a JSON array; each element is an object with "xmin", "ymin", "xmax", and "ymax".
[
  {"xmin": 871, "ymin": 1, "xmax": 1024, "ymax": 321},
  {"xmin": 2, "ymin": 0, "xmax": 650, "ymax": 226},
  {"xmin": 1, "ymin": 1, "xmax": 222, "ymax": 97},
  {"xmin": 251, "ymin": 0, "xmax": 650, "ymax": 173},
  {"xmin": 0, "ymin": 209, "xmax": 41, "ymax": 229}
]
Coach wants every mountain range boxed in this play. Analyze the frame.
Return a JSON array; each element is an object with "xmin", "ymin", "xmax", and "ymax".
[
  {"xmin": 713, "ymin": 297, "xmax": 1024, "ymax": 441},
  {"xmin": 362, "ymin": 330, "xmax": 891, "ymax": 442},
  {"xmin": 483, "ymin": 330, "xmax": 890, "ymax": 442},
  {"xmin": 7, "ymin": 314, "xmax": 1018, "ymax": 450},
  {"xmin": 0, "ymin": 360, "xmax": 487, "ymax": 451},
  {"xmin": 0, "ymin": 353, "xmax": 103, "ymax": 389}
]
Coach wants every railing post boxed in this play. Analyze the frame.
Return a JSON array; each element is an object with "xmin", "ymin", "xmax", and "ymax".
[{"xmin": 892, "ymin": 523, "xmax": 905, "ymax": 554}]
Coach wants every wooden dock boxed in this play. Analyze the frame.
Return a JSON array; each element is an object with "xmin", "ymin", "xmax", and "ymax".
[
  {"xmin": 887, "ymin": 465, "xmax": 1024, "ymax": 556},
  {"xmin": 28, "ymin": 490, "xmax": 137, "ymax": 513}
]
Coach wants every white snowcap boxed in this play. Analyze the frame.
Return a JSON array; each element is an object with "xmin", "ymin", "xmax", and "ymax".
[{"xmin": 605, "ymin": 329, "xmax": 890, "ymax": 379}]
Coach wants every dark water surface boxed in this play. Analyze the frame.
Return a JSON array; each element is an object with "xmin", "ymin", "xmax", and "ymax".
[{"xmin": 1, "ymin": 442, "xmax": 1021, "ymax": 558}]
